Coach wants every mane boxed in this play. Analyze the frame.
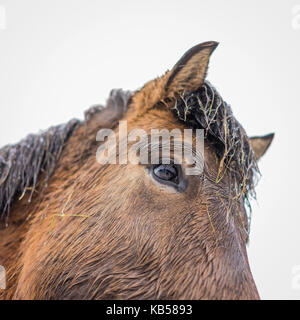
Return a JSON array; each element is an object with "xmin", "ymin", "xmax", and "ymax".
[
  {"xmin": 172, "ymin": 80, "xmax": 260, "ymax": 206},
  {"xmin": 0, "ymin": 119, "xmax": 80, "ymax": 224},
  {"xmin": 0, "ymin": 89, "xmax": 132, "ymax": 225}
]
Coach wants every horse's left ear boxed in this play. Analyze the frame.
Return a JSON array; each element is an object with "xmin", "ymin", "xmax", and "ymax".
[
  {"xmin": 165, "ymin": 41, "xmax": 219, "ymax": 97},
  {"xmin": 250, "ymin": 133, "xmax": 274, "ymax": 161}
]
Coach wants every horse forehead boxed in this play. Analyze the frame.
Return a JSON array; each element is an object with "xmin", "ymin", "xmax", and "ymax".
[{"xmin": 127, "ymin": 109, "xmax": 186, "ymax": 132}]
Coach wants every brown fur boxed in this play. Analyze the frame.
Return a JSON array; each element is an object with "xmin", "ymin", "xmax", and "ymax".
[{"xmin": 0, "ymin": 42, "xmax": 274, "ymax": 300}]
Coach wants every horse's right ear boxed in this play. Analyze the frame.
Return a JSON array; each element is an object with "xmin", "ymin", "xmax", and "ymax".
[{"xmin": 165, "ymin": 41, "xmax": 219, "ymax": 97}]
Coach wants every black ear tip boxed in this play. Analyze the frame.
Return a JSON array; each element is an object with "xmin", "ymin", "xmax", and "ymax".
[
  {"xmin": 209, "ymin": 41, "xmax": 219, "ymax": 47},
  {"xmin": 264, "ymin": 133, "xmax": 275, "ymax": 141},
  {"xmin": 197, "ymin": 41, "xmax": 219, "ymax": 50},
  {"xmin": 186, "ymin": 41, "xmax": 219, "ymax": 55},
  {"xmin": 250, "ymin": 132, "xmax": 275, "ymax": 142}
]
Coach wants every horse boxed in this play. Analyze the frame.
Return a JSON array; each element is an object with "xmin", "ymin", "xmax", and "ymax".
[{"xmin": 0, "ymin": 41, "xmax": 274, "ymax": 299}]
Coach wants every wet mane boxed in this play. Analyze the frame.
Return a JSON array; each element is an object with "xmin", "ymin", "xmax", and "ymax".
[
  {"xmin": 0, "ymin": 89, "xmax": 132, "ymax": 225},
  {"xmin": 172, "ymin": 80, "xmax": 259, "ymax": 203},
  {"xmin": 0, "ymin": 119, "xmax": 80, "ymax": 224}
]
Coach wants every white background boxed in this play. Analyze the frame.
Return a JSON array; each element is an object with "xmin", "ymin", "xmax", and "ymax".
[{"xmin": 0, "ymin": 0, "xmax": 299, "ymax": 299}]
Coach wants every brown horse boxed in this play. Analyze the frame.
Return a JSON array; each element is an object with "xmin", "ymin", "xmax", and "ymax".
[{"xmin": 0, "ymin": 41, "xmax": 273, "ymax": 300}]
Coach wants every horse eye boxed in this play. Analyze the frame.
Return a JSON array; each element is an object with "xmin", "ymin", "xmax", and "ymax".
[
  {"xmin": 150, "ymin": 163, "xmax": 187, "ymax": 192},
  {"xmin": 153, "ymin": 164, "xmax": 178, "ymax": 181}
]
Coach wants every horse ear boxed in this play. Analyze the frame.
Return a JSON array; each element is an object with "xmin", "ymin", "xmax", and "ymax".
[
  {"xmin": 250, "ymin": 133, "xmax": 274, "ymax": 161},
  {"xmin": 165, "ymin": 41, "xmax": 219, "ymax": 97}
]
